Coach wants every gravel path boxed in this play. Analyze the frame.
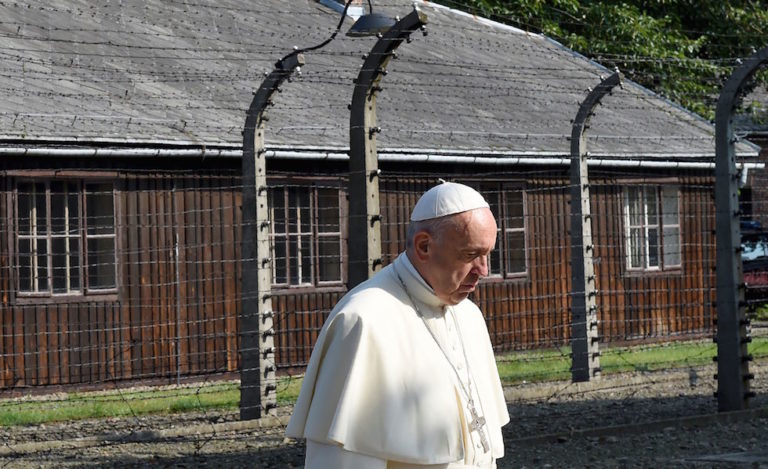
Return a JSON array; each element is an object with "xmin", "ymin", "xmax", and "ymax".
[{"xmin": 1, "ymin": 362, "xmax": 768, "ymax": 468}]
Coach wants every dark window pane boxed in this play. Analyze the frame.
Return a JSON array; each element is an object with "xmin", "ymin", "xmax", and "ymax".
[
  {"xmin": 318, "ymin": 236, "xmax": 341, "ymax": 282},
  {"xmin": 52, "ymin": 237, "xmax": 67, "ymax": 293},
  {"xmin": 484, "ymin": 190, "xmax": 499, "ymax": 216},
  {"xmin": 299, "ymin": 190, "xmax": 310, "ymax": 235},
  {"xmin": 289, "ymin": 236, "xmax": 298, "ymax": 285},
  {"xmin": 88, "ymin": 238, "xmax": 116, "ymax": 289},
  {"xmin": 317, "ymin": 189, "xmax": 339, "ymax": 233},
  {"xmin": 86, "ymin": 183, "xmax": 114, "ymax": 235},
  {"xmin": 645, "ymin": 188, "xmax": 658, "ymax": 226},
  {"xmin": 506, "ymin": 192, "xmax": 524, "ymax": 229},
  {"xmin": 18, "ymin": 238, "xmax": 31, "ymax": 291},
  {"xmin": 505, "ymin": 231, "xmax": 526, "ymax": 273},
  {"xmin": 35, "ymin": 183, "xmax": 47, "ymax": 234},
  {"xmin": 18, "ymin": 182, "xmax": 32, "ymax": 235},
  {"xmin": 490, "ymin": 232, "xmax": 501, "ymax": 276},
  {"xmin": 627, "ymin": 188, "xmax": 642, "ymax": 226},
  {"xmin": 287, "ymin": 189, "xmax": 298, "ymax": 234},
  {"xmin": 273, "ymin": 238, "xmax": 287, "ymax": 284},
  {"xmin": 51, "ymin": 182, "xmax": 66, "ymax": 235},
  {"xmin": 68, "ymin": 188, "xmax": 80, "ymax": 235},
  {"xmin": 482, "ymin": 189, "xmax": 501, "ymax": 276},
  {"xmin": 647, "ymin": 228, "xmax": 659, "ymax": 268},
  {"xmin": 36, "ymin": 238, "xmax": 48, "ymax": 292},
  {"xmin": 270, "ymin": 188, "xmax": 286, "ymax": 235},
  {"xmin": 629, "ymin": 227, "xmax": 643, "ymax": 268},
  {"xmin": 300, "ymin": 234, "xmax": 312, "ymax": 284},
  {"xmin": 70, "ymin": 238, "xmax": 81, "ymax": 291}
]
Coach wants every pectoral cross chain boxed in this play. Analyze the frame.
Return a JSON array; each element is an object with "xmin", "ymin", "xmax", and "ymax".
[
  {"xmin": 468, "ymin": 400, "xmax": 490, "ymax": 453},
  {"xmin": 396, "ymin": 275, "xmax": 492, "ymax": 455}
]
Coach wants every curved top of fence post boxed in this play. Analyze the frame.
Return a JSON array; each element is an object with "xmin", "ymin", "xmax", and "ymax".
[
  {"xmin": 243, "ymin": 53, "xmax": 305, "ymax": 141},
  {"xmin": 570, "ymin": 71, "xmax": 623, "ymax": 154},
  {"xmin": 351, "ymin": 7, "xmax": 428, "ymax": 108},
  {"xmin": 568, "ymin": 70, "xmax": 621, "ymax": 384},
  {"xmin": 240, "ymin": 51, "xmax": 304, "ymax": 421},
  {"xmin": 715, "ymin": 46, "xmax": 768, "ymax": 133},
  {"xmin": 714, "ymin": 44, "xmax": 768, "ymax": 413}
]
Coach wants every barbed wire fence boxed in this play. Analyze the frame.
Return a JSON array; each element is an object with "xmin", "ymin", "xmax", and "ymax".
[{"xmin": 0, "ymin": 0, "xmax": 767, "ymax": 466}]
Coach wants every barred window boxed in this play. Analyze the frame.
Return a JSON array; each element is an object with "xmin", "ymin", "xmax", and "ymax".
[
  {"xmin": 269, "ymin": 184, "xmax": 344, "ymax": 287},
  {"xmin": 16, "ymin": 181, "xmax": 117, "ymax": 296},
  {"xmin": 623, "ymin": 185, "xmax": 681, "ymax": 271},
  {"xmin": 482, "ymin": 185, "xmax": 527, "ymax": 278}
]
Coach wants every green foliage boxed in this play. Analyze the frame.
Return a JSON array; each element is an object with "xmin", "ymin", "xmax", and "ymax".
[{"xmin": 437, "ymin": 0, "xmax": 768, "ymax": 119}]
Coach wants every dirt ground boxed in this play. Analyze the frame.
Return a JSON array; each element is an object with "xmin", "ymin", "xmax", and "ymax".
[{"xmin": 1, "ymin": 363, "xmax": 768, "ymax": 468}]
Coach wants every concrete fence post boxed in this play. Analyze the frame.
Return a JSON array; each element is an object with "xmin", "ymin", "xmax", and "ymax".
[{"xmin": 570, "ymin": 71, "xmax": 622, "ymax": 382}]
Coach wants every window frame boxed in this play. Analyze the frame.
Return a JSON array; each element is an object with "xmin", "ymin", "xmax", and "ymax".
[
  {"xmin": 622, "ymin": 184, "xmax": 682, "ymax": 273},
  {"xmin": 12, "ymin": 176, "xmax": 119, "ymax": 302},
  {"xmin": 268, "ymin": 179, "xmax": 347, "ymax": 291},
  {"xmin": 478, "ymin": 182, "xmax": 529, "ymax": 281}
]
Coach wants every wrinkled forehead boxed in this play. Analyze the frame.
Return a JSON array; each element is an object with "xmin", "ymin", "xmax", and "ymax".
[
  {"xmin": 445, "ymin": 208, "xmax": 497, "ymax": 241},
  {"xmin": 461, "ymin": 207, "xmax": 497, "ymax": 231}
]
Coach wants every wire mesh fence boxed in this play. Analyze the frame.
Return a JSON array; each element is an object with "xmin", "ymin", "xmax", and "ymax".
[
  {"xmin": 0, "ymin": 0, "xmax": 767, "ymax": 467},
  {"xmin": 3, "ymin": 165, "xmax": 768, "ymax": 463}
]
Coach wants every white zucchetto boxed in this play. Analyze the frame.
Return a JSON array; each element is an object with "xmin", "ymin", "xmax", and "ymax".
[{"xmin": 410, "ymin": 181, "xmax": 490, "ymax": 221}]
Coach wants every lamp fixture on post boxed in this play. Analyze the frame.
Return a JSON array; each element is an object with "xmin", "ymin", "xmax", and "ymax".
[
  {"xmin": 347, "ymin": 6, "xmax": 428, "ymax": 289},
  {"xmin": 346, "ymin": 0, "xmax": 396, "ymax": 37}
]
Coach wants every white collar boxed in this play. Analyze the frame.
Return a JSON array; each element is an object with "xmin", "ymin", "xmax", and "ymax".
[{"xmin": 393, "ymin": 253, "xmax": 446, "ymax": 313}]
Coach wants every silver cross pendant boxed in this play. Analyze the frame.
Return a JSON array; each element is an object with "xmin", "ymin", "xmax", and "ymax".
[{"xmin": 467, "ymin": 399, "xmax": 490, "ymax": 453}]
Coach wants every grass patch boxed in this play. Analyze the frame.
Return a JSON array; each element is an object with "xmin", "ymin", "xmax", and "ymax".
[
  {"xmin": 600, "ymin": 341, "xmax": 716, "ymax": 374},
  {"xmin": 496, "ymin": 347, "xmax": 573, "ymax": 383},
  {"xmin": 0, "ymin": 381, "xmax": 241, "ymax": 426},
  {"xmin": 2, "ymin": 339, "xmax": 766, "ymax": 426},
  {"xmin": 750, "ymin": 302, "xmax": 768, "ymax": 321},
  {"xmin": 750, "ymin": 335, "xmax": 768, "ymax": 360},
  {"xmin": 496, "ymin": 338, "xmax": 768, "ymax": 385},
  {"xmin": 0, "ymin": 377, "xmax": 306, "ymax": 427},
  {"xmin": 276, "ymin": 376, "xmax": 304, "ymax": 406}
]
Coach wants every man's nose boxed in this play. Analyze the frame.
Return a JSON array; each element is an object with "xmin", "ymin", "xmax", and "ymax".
[{"xmin": 471, "ymin": 255, "xmax": 488, "ymax": 277}]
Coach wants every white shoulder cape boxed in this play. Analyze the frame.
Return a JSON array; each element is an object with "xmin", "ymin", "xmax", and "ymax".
[{"xmin": 285, "ymin": 254, "xmax": 509, "ymax": 465}]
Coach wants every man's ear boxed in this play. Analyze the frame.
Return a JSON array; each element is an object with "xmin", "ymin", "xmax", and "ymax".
[{"xmin": 413, "ymin": 231, "xmax": 431, "ymax": 261}]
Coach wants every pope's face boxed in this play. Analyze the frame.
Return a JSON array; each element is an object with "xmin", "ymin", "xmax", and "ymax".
[{"xmin": 419, "ymin": 208, "xmax": 497, "ymax": 306}]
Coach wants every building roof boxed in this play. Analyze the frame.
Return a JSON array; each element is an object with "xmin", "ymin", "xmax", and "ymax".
[
  {"xmin": 735, "ymin": 86, "xmax": 768, "ymax": 137},
  {"xmin": 0, "ymin": 0, "xmax": 757, "ymax": 160}
]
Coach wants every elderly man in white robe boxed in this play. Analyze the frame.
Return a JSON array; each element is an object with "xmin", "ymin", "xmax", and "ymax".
[{"xmin": 286, "ymin": 182, "xmax": 510, "ymax": 468}]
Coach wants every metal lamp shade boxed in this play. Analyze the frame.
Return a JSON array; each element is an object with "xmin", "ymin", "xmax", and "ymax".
[{"xmin": 346, "ymin": 13, "xmax": 396, "ymax": 37}]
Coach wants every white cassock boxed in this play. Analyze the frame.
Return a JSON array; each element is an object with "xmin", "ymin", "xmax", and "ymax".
[{"xmin": 286, "ymin": 253, "xmax": 510, "ymax": 468}]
